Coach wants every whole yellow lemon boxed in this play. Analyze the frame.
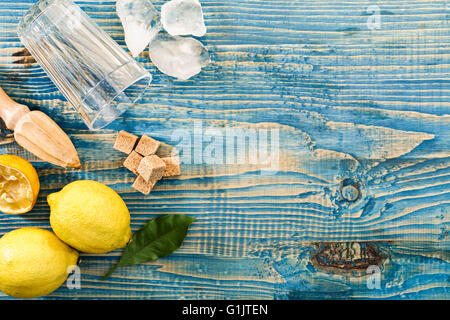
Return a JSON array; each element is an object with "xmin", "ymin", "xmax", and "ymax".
[
  {"xmin": 0, "ymin": 227, "xmax": 79, "ymax": 298},
  {"xmin": 48, "ymin": 180, "xmax": 132, "ymax": 253}
]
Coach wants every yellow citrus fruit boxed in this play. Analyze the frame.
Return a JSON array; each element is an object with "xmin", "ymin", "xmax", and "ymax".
[
  {"xmin": 48, "ymin": 180, "xmax": 132, "ymax": 254},
  {"xmin": 0, "ymin": 154, "xmax": 39, "ymax": 214},
  {"xmin": 0, "ymin": 227, "xmax": 79, "ymax": 299}
]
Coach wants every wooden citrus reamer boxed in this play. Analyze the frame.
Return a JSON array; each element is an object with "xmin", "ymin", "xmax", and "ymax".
[{"xmin": 0, "ymin": 87, "xmax": 80, "ymax": 168}]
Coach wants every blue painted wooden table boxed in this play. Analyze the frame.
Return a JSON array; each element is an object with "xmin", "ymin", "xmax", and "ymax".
[{"xmin": 0, "ymin": 0, "xmax": 449, "ymax": 299}]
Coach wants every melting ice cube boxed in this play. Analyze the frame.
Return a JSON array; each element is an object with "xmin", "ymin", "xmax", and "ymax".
[
  {"xmin": 161, "ymin": 0, "xmax": 206, "ymax": 37},
  {"xmin": 148, "ymin": 33, "xmax": 210, "ymax": 80},
  {"xmin": 116, "ymin": 0, "xmax": 161, "ymax": 57}
]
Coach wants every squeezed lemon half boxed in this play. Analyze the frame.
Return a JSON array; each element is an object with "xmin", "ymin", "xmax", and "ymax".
[{"xmin": 0, "ymin": 155, "xmax": 39, "ymax": 214}]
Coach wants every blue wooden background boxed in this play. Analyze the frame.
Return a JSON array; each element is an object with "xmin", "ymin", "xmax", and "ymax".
[{"xmin": 0, "ymin": 0, "xmax": 449, "ymax": 299}]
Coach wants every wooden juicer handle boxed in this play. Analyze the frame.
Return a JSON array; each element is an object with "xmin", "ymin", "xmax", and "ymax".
[
  {"xmin": 0, "ymin": 87, "xmax": 30, "ymax": 130},
  {"xmin": 0, "ymin": 86, "xmax": 81, "ymax": 168}
]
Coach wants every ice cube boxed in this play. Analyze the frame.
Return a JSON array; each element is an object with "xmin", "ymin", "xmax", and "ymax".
[
  {"xmin": 148, "ymin": 33, "xmax": 210, "ymax": 80},
  {"xmin": 116, "ymin": 0, "xmax": 161, "ymax": 57},
  {"xmin": 161, "ymin": 0, "xmax": 206, "ymax": 37}
]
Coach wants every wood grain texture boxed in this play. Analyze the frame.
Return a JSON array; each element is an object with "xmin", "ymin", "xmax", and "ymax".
[{"xmin": 0, "ymin": 0, "xmax": 449, "ymax": 299}]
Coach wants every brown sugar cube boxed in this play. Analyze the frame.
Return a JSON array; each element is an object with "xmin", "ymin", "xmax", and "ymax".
[
  {"xmin": 132, "ymin": 175, "xmax": 157, "ymax": 195},
  {"xmin": 135, "ymin": 135, "xmax": 160, "ymax": 156},
  {"xmin": 123, "ymin": 151, "xmax": 143, "ymax": 175},
  {"xmin": 161, "ymin": 156, "xmax": 181, "ymax": 177},
  {"xmin": 114, "ymin": 130, "xmax": 139, "ymax": 154},
  {"xmin": 137, "ymin": 155, "xmax": 166, "ymax": 182}
]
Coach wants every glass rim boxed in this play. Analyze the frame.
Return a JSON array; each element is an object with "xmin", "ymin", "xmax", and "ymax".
[
  {"xmin": 17, "ymin": 0, "xmax": 61, "ymax": 36},
  {"xmin": 88, "ymin": 72, "xmax": 152, "ymax": 130}
]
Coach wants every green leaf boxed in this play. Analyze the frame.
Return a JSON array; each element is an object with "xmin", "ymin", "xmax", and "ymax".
[{"xmin": 103, "ymin": 215, "xmax": 195, "ymax": 280}]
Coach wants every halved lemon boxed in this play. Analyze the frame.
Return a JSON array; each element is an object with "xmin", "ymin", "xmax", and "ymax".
[{"xmin": 0, "ymin": 155, "xmax": 39, "ymax": 214}]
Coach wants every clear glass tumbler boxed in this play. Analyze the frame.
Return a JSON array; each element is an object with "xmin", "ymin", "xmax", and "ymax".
[{"xmin": 17, "ymin": 0, "xmax": 151, "ymax": 130}]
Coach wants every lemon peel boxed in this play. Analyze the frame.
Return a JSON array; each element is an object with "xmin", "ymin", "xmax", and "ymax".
[
  {"xmin": 48, "ymin": 180, "xmax": 132, "ymax": 254},
  {"xmin": 0, "ymin": 227, "xmax": 79, "ymax": 298}
]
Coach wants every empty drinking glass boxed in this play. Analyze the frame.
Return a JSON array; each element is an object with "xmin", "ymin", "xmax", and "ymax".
[{"xmin": 17, "ymin": 0, "xmax": 151, "ymax": 130}]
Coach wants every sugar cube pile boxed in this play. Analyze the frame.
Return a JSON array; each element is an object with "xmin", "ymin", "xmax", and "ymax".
[{"xmin": 114, "ymin": 130, "xmax": 181, "ymax": 195}]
